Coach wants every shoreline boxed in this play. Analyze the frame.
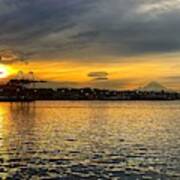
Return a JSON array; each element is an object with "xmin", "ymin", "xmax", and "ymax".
[{"xmin": 0, "ymin": 98, "xmax": 179, "ymax": 102}]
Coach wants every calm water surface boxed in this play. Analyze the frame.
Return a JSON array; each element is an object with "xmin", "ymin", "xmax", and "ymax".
[{"xmin": 0, "ymin": 101, "xmax": 180, "ymax": 179}]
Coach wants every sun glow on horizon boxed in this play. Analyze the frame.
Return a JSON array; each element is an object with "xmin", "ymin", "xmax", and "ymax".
[
  {"xmin": 0, "ymin": 64, "xmax": 14, "ymax": 79},
  {"xmin": 0, "ymin": 54, "xmax": 179, "ymax": 90}
]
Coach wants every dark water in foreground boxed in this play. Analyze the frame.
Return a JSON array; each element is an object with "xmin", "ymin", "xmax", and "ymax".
[{"xmin": 0, "ymin": 101, "xmax": 180, "ymax": 179}]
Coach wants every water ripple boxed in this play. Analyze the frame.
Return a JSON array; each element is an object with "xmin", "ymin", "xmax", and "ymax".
[{"xmin": 0, "ymin": 101, "xmax": 179, "ymax": 179}]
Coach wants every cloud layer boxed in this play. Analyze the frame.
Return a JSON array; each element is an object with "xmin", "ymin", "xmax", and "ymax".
[
  {"xmin": 88, "ymin": 71, "xmax": 109, "ymax": 81},
  {"xmin": 0, "ymin": 0, "xmax": 180, "ymax": 61}
]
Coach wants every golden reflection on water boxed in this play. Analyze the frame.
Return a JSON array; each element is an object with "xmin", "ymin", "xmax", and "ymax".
[{"xmin": 0, "ymin": 101, "xmax": 180, "ymax": 179}]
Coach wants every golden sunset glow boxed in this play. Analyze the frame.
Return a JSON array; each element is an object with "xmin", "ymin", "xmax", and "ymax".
[
  {"xmin": 5, "ymin": 54, "xmax": 179, "ymax": 90},
  {"xmin": 0, "ymin": 65, "xmax": 12, "ymax": 79}
]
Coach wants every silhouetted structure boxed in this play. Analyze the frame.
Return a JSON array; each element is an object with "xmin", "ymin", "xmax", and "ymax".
[
  {"xmin": 0, "ymin": 72, "xmax": 179, "ymax": 101},
  {"xmin": 0, "ymin": 81, "xmax": 179, "ymax": 102}
]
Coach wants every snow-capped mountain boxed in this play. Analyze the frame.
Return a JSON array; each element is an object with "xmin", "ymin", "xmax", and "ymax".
[{"xmin": 138, "ymin": 81, "xmax": 168, "ymax": 92}]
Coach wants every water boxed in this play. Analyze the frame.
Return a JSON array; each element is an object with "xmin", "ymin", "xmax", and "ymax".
[{"xmin": 0, "ymin": 101, "xmax": 180, "ymax": 179}]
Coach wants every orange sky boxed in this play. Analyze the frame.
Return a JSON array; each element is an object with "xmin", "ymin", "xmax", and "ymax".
[{"xmin": 0, "ymin": 54, "xmax": 180, "ymax": 90}]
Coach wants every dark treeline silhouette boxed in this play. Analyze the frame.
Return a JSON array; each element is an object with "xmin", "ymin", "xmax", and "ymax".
[
  {"xmin": 32, "ymin": 88, "xmax": 180, "ymax": 101},
  {"xmin": 0, "ymin": 79, "xmax": 179, "ymax": 101}
]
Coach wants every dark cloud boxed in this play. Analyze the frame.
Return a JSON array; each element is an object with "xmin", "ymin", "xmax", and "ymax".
[
  {"xmin": 0, "ymin": 0, "xmax": 180, "ymax": 61},
  {"xmin": 93, "ymin": 77, "xmax": 109, "ymax": 81},
  {"xmin": 0, "ymin": 49, "xmax": 27, "ymax": 64},
  {"xmin": 88, "ymin": 71, "xmax": 109, "ymax": 81},
  {"xmin": 88, "ymin": 71, "xmax": 109, "ymax": 78}
]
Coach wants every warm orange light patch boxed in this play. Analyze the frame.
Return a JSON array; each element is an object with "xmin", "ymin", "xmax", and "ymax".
[
  {"xmin": 9, "ymin": 54, "xmax": 180, "ymax": 90},
  {"xmin": 0, "ymin": 64, "xmax": 14, "ymax": 79}
]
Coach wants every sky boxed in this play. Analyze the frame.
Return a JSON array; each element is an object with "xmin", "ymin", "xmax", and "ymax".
[{"xmin": 0, "ymin": 0, "xmax": 180, "ymax": 90}]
